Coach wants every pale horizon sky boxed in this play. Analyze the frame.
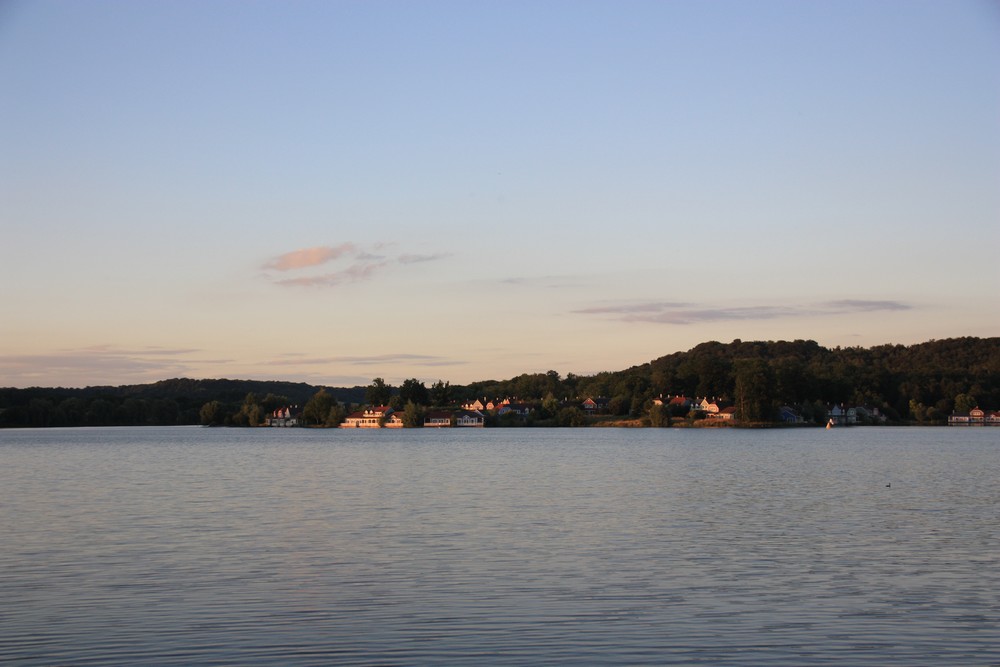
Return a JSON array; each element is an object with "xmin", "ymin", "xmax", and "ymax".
[{"xmin": 2, "ymin": 0, "xmax": 998, "ymax": 389}]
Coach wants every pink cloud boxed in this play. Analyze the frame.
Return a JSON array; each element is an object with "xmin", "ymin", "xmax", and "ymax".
[
  {"xmin": 275, "ymin": 261, "xmax": 388, "ymax": 287},
  {"xmin": 264, "ymin": 243, "xmax": 356, "ymax": 271}
]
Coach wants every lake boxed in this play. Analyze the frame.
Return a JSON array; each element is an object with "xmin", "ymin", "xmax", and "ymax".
[{"xmin": 1, "ymin": 426, "xmax": 998, "ymax": 665}]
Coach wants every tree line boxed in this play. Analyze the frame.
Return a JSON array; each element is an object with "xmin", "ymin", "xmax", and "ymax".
[{"xmin": 2, "ymin": 337, "xmax": 997, "ymax": 427}]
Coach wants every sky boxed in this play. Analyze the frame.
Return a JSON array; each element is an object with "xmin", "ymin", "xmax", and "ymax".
[{"xmin": 1, "ymin": 0, "xmax": 998, "ymax": 389}]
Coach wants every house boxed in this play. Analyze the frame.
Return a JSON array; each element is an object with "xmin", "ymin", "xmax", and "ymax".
[
  {"xmin": 384, "ymin": 412, "xmax": 405, "ymax": 428},
  {"xmin": 462, "ymin": 399, "xmax": 486, "ymax": 411},
  {"xmin": 266, "ymin": 406, "xmax": 300, "ymax": 427},
  {"xmin": 422, "ymin": 409, "xmax": 485, "ymax": 427},
  {"xmin": 778, "ymin": 406, "xmax": 803, "ymax": 423},
  {"xmin": 699, "ymin": 398, "xmax": 731, "ymax": 415},
  {"xmin": 340, "ymin": 405, "xmax": 394, "ymax": 428},
  {"xmin": 828, "ymin": 404, "xmax": 848, "ymax": 425},
  {"xmin": 498, "ymin": 402, "xmax": 532, "ymax": 417},
  {"xmin": 951, "ymin": 407, "xmax": 991, "ymax": 425},
  {"xmin": 341, "ymin": 410, "xmax": 367, "ymax": 428},
  {"xmin": 668, "ymin": 395, "xmax": 694, "ymax": 412},
  {"xmin": 455, "ymin": 410, "xmax": 485, "ymax": 427},
  {"xmin": 853, "ymin": 406, "xmax": 886, "ymax": 424},
  {"xmin": 424, "ymin": 410, "xmax": 453, "ymax": 427},
  {"xmin": 712, "ymin": 406, "xmax": 737, "ymax": 421},
  {"xmin": 582, "ymin": 397, "xmax": 610, "ymax": 414},
  {"xmin": 949, "ymin": 411, "xmax": 972, "ymax": 425}
]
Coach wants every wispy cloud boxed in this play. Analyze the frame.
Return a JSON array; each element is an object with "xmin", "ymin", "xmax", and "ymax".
[
  {"xmin": 263, "ymin": 244, "xmax": 357, "ymax": 271},
  {"xmin": 264, "ymin": 353, "xmax": 467, "ymax": 368},
  {"xmin": 398, "ymin": 252, "xmax": 452, "ymax": 264},
  {"xmin": 274, "ymin": 261, "xmax": 389, "ymax": 287},
  {"xmin": 0, "ymin": 346, "xmax": 207, "ymax": 388},
  {"xmin": 825, "ymin": 299, "xmax": 911, "ymax": 313},
  {"xmin": 498, "ymin": 274, "xmax": 594, "ymax": 289},
  {"xmin": 264, "ymin": 242, "xmax": 451, "ymax": 288},
  {"xmin": 574, "ymin": 299, "xmax": 912, "ymax": 325}
]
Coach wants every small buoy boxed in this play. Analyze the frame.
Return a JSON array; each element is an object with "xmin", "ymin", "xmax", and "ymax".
[{"xmin": 886, "ymin": 483, "xmax": 891, "ymax": 488}]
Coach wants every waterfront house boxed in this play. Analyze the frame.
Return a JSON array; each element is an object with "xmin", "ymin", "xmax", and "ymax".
[
  {"xmin": 266, "ymin": 406, "xmax": 300, "ymax": 427},
  {"xmin": 949, "ymin": 407, "xmax": 995, "ymax": 425},
  {"xmin": 949, "ymin": 411, "xmax": 972, "ymax": 425},
  {"xmin": 828, "ymin": 404, "xmax": 848, "ymax": 425},
  {"xmin": 455, "ymin": 410, "xmax": 485, "ymax": 427},
  {"xmin": 421, "ymin": 409, "xmax": 485, "ymax": 427},
  {"xmin": 424, "ymin": 410, "xmax": 454, "ymax": 427},
  {"xmin": 341, "ymin": 405, "xmax": 394, "ymax": 428}
]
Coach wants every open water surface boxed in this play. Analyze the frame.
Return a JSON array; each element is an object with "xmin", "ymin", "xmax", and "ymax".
[{"xmin": 1, "ymin": 426, "xmax": 998, "ymax": 665}]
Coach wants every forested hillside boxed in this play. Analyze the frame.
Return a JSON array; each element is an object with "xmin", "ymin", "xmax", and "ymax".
[
  {"xmin": 0, "ymin": 379, "xmax": 365, "ymax": 428},
  {"xmin": 459, "ymin": 337, "xmax": 1000, "ymax": 424},
  {"xmin": 2, "ymin": 337, "xmax": 997, "ymax": 427}
]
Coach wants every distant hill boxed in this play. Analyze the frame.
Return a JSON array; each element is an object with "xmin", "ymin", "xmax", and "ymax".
[
  {"xmin": 2, "ymin": 337, "xmax": 998, "ymax": 427},
  {"xmin": 0, "ymin": 378, "xmax": 366, "ymax": 427}
]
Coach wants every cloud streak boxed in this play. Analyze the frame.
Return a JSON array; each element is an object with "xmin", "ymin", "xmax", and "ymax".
[
  {"xmin": 264, "ymin": 244, "xmax": 356, "ymax": 271},
  {"xmin": 398, "ymin": 252, "xmax": 452, "ymax": 264},
  {"xmin": 263, "ymin": 242, "xmax": 450, "ymax": 288},
  {"xmin": 264, "ymin": 353, "xmax": 467, "ymax": 368},
  {"xmin": 0, "ymin": 346, "xmax": 207, "ymax": 388},
  {"xmin": 274, "ymin": 261, "xmax": 389, "ymax": 287},
  {"xmin": 574, "ymin": 299, "xmax": 912, "ymax": 325}
]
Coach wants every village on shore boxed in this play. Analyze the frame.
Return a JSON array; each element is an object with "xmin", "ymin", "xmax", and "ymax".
[{"xmin": 263, "ymin": 394, "xmax": 1000, "ymax": 429}]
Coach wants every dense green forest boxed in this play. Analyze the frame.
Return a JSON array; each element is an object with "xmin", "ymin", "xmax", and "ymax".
[
  {"xmin": 2, "ymin": 337, "xmax": 998, "ymax": 427},
  {"xmin": 461, "ymin": 337, "xmax": 1000, "ymax": 425},
  {"xmin": 0, "ymin": 378, "xmax": 365, "ymax": 428}
]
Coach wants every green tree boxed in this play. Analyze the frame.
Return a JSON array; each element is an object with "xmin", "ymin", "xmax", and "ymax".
[
  {"xmin": 231, "ymin": 392, "xmax": 262, "ymax": 427},
  {"xmin": 302, "ymin": 389, "xmax": 336, "ymax": 426},
  {"xmin": 366, "ymin": 377, "xmax": 393, "ymax": 407},
  {"xmin": 399, "ymin": 378, "xmax": 429, "ymax": 406},
  {"xmin": 402, "ymin": 401, "xmax": 424, "ymax": 427},
  {"xmin": 28, "ymin": 398, "xmax": 54, "ymax": 428},
  {"xmin": 734, "ymin": 358, "xmax": 773, "ymax": 423},
  {"xmin": 150, "ymin": 398, "xmax": 180, "ymax": 425},
  {"xmin": 261, "ymin": 393, "xmax": 290, "ymax": 414},
  {"xmin": 430, "ymin": 380, "xmax": 453, "ymax": 406},
  {"xmin": 58, "ymin": 397, "xmax": 87, "ymax": 426},
  {"xmin": 325, "ymin": 404, "xmax": 347, "ymax": 427},
  {"xmin": 86, "ymin": 399, "xmax": 114, "ymax": 426},
  {"xmin": 200, "ymin": 400, "xmax": 223, "ymax": 426},
  {"xmin": 541, "ymin": 393, "xmax": 560, "ymax": 418},
  {"xmin": 954, "ymin": 393, "xmax": 977, "ymax": 414},
  {"xmin": 556, "ymin": 406, "xmax": 588, "ymax": 427},
  {"xmin": 649, "ymin": 403, "xmax": 671, "ymax": 427},
  {"xmin": 909, "ymin": 399, "xmax": 928, "ymax": 423}
]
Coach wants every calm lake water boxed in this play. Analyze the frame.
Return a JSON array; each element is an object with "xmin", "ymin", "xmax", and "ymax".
[{"xmin": 1, "ymin": 426, "xmax": 998, "ymax": 665}]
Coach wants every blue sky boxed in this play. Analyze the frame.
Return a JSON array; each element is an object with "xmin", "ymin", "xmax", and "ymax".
[{"xmin": 2, "ymin": 0, "xmax": 998, "ymax": 388}]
